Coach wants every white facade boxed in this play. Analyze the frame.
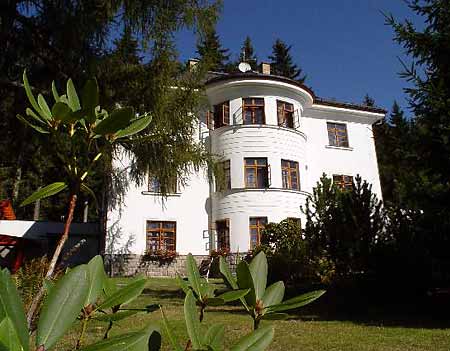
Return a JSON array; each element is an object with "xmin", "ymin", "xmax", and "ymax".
[{"xmin": 107, "ymin": 73, "xmax": 385, "ymax": 256}]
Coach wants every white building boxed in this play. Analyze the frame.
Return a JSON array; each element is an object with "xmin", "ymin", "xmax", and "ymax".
[{"xmin": 107, "ymin": 64, "xmax": 385, "ymax": 273}]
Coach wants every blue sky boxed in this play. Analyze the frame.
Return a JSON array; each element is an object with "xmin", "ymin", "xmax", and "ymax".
[{"xmin": 174, "ymin": 0, "xmax": 423, "ymax": 116}]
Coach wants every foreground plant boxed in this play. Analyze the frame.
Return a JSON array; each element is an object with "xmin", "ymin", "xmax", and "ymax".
[
  {"xmin": 220, "ymin": 251, "xmax": 326, "ymax": 329},
  {"xmin": 176, "ymin": 254, "xmax": 250, "ymax": 321},
  {"xmin": 0, "ymin": 255, "xmax": 158, "ymax": 351},
  {"xmin": 17, "ymin": 71, "xmax": 152, "ymax": 326}
]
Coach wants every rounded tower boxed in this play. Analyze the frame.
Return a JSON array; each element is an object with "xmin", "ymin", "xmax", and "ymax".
[{"xmin": 205, "ymin": 73, "xmax": 314, "ymax": 252}]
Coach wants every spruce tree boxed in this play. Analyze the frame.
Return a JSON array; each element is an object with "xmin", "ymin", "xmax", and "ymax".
[
  {"xmin": 363, "ymin": 93, "xmax": 375, "ymax": 107},
  {"xmin": 196, "ymin": 29, "xmax": 230, "ymax": 72},
  {"xmin": 268, "ymin": 39, "xmax": 306, "ymax": 83},
  {"xmin": 239, "ymin": 36, "xmax": 257, "ymax": 70}
]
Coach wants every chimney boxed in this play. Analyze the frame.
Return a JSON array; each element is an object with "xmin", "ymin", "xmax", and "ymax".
[
  {"xmin": 188, "ymin": 58, "xmax": 199, "ymax": 70},
  {"xmin": 260, "ymin": 62, "xmax": 271, "ymax": 75}
]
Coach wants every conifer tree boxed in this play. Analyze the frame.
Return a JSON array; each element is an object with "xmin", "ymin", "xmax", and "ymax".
[
  {"xmin": 363, "ymin": 93, "xmax": 375, "ymax": 107},
  {"xmin": 268, "ymin": 39, "xmax": 306, "ymax": 83},
  {"xmin": 196, "ymin": 29, "xmax": 230, "ymax": 72},
  {"xmin": 386, "ymin": 0, "xmax": 450, "ymax": 229},
  {"xmin": 239, "ymin": 36, "xmax": 257, "ymax": 70}
]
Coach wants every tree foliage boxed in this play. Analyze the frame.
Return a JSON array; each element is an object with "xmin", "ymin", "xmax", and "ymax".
[
  {"xmin": 239, "ymin": 36, "xmax": 258, "ymax": 70},
  {"xmin": 196, "ymin": 28, "xmax": 231, "ymax": 72},
  {"xmin": 0, "ymin": 0, "xmax": 221, "ymax": 219},
  {"xmin": 302, "ymin": 174, "xmax": 385, "ymax": 277},
  {"xmin": 268, "ymin": 39, "xmax": 306, "ymax": 83}
]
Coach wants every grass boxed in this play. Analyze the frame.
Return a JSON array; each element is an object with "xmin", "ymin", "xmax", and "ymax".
[{"xmin": 58, "ymin": 277, "xmax": 450, "ymax": 350}]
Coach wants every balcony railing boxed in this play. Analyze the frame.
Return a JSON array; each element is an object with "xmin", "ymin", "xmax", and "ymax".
[{"xmin": 206, "ymin": 107, "xmax": 301, "ymax": 131}]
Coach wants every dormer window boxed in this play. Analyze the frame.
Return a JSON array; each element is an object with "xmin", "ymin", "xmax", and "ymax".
[
  {"xmin": 327, "ymin": 122, "xmax": 349, "ymax": 147},
  {"xmin": 213, "ymin": 101, "xmax": 230, "ymax": 129},
  {"xmin": 243, "ymin": 98, "xmax": 265, "ymax": 124},
  {"xmin": 277, "ymin": 100, "xmax": 295, "ymax": 128}
]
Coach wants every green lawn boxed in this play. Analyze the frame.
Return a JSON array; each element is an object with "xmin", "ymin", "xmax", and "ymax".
[{"xmin": 58, "ymin": 277, "xmax": 450, "ymax": 350}]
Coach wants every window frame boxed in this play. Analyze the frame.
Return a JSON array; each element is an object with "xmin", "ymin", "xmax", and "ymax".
[
  {"xmin": 213, "ymin": 101, "xmax": 230, "ymax": 129},
  {"xmin": 148, "ymin": 174, "xmax": 177, "ymax": 194},
  {"xmin": 327, "ymin": 122, "xmax": 349, "ymax": 148},
  {"xmin": 249, "ymin": 217, "xmax": 268, "ymax": 249},
  {"xmin": 243, "ymin": 98, "xmax": 265, "ymax": 125},
  {"xmin": 281, "ymin": 159, "xmax": 300, "ymax": 190},
  {"xmin": 216, "ymin": 219, "xmax": 230, "ymax": 251},
  {"xmin": 277, "ymin": 100, "xmax": 295, "ymax": 128},
  {"xmin": 333, "ymin": 174, "xmax": 354, "ymax": 190},
  {"xmin": 244, "ymin": 157, "xmax": 269, "ymax": 189},
  {"xmin": 146, "ymin": 220, "xmax": 176, "ymax": 253}
]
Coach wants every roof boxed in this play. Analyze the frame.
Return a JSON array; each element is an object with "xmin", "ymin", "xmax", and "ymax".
[{"xmin": 205, "ymin": 72, "xmax": 387, "ymax": 114}]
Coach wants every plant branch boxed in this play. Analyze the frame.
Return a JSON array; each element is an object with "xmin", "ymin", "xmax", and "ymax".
[{"xmin": 27, "ymin": 193, "xmax": 78, "ymax": 328}]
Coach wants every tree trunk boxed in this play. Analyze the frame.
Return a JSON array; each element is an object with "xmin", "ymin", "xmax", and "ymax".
[
  {"xmin": 33, "ymin": 199, "xmax": 40, "ymax": 220},
  {"xmin": 27, "ymin": 193, "xmax": 78, "ymax": 328}
]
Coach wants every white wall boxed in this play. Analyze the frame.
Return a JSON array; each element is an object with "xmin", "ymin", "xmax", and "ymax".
[
  {"xmin": 107, "ymin": 152, "xmax": 211, "ymax": 255},
  {"xmin": 303, "ymin": 105, "xmax": 383, "ymax": 199}
]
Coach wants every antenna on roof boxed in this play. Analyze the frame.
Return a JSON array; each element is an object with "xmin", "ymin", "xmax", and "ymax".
[{"xmin": 238, "ymin": 62, "xmax": 252, "ymax": 73}]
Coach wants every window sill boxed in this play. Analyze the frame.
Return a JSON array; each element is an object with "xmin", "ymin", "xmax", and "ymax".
[
  {"xmin": 325, "ymin": 145, "xmax": 353, "ymax": 151},
  {"xmin": 141, "ymin": 191, "xmax": 182, "ymax": 197}
]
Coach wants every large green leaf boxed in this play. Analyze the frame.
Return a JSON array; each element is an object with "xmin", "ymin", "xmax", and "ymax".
[
  {"xmin": 20, "ymin": 182, "xmax": 67, "ymax": 206},
  {"xmin": 51, "ymin": 102, "xmax": 72, "ymax": 122},
  {"xmin": 79, "ymin": 324, "xmax": 159, "ymax": 351},
  {"xmin": 85, "ymin": 256, "xmax": 105, "ymax": 307},
  {"xmin": 51, "ymin": 81, "xmax": 60, "ymax": 102},
  {"xmin": 94, "ymin": 107, "xmax": 134, "ymax": 135},
  {"xmin": 184, "ymin": 291, "xmax": 204, "ymax": 349},
  {"xmin": 0, "ymin": 317, "xmax": 23, "ymax": 351},
  {"xmin": 261, "ymin": 281, "xmax": 284, "ymax": 308},
  {"xmin": 176, "ymin": 274, "xmax": 191, "ymax": 295},
  {"xmin": 0, "ymin": 269, "xmax": 29, "ymax": 351},
  {"xmin": 81, "ymin": 78, "xmax": 99, "ymax": 123},
  {"xmin": 236, "ymin": 261, "xmax": 256, "ymax": 307},
  {"xmin": 205, "ymin": 324, "xmax": 224, "ymax": 351},
  {"xmin": 186, "ymin": 253, "xmax": 204, "ymax": 299},
  {"xmin": 37, "ymin": 94, "xmax": 52, "ymax": 120},
  {"xmin": 160, "ymin": 308, "xmax": 182, "ymax": 351},
  {"xmin": 249, "ymin": 252, "xmax": 267, "ymax": 301},
  {"xmin": 103, "ymin": 277, "xmax": 117, "ymax": 298},
  {"xmin": 219, "ymin": 256, "xmax": 238, "ymax": 289},
  {"xmin": 66, "ymin": 78, "xmax": 81, "ymax": 111},
  {"xmin": 96, "ymin": 279, "xmax": 146, "ymax": 311},
  {"xmin": 216, "ymin": 289, "xmax": 250, "ymax": 303},
  {"xmin": 26, "ymin": 108, "xmax": 46, "ymax": 125},
  {"xmin": 114, "ymin": 114, "xmax": 152, "ymax": 139},
  {"xmin": 267, "ymin": 290, "xmax": 326, "ymax": 313},
  {"xmin": 230, "ymin": 325, "xmax": 274, "ymax": 351},
  {"xmin": 22, "ymin": 70, "xmax": 43, "ymax": 117},
  {"xmin": 16, "ymin": 114, "xmax": 50, "ymax": 134},
  {"xmin": 36, "ymin": 264, "xmax": 89, "ymax": 350}
]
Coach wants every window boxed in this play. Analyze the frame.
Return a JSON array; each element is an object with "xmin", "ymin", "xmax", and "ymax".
[
  {"xmin": 148, "ymin": 175, "xmax": 177, "ymax": 193},
  {"xmin": 249, "ymin": 217, "xmax": 268, "ymax": 249},
  {"xmin": 243, "ymin": 98, "xmax": 265, "ymax": 124},
  {"xmin": 146, "ymin": 221, "xmax": 176, "ymax": 252},
  {"xmin": 327, "ymin": 122, "xmax": 349, "ymax": 147},
  {"xmin": 244, "ymin": 158, "xmax": 269, "ymax": 188},
  {"xmin": 216, "ymin": 160, "xmax": 231, "ymax": 191},
  {"xmin": 277, "ymin": 100, "xmax": 295, "ymax": 128},
  {"xmin": 213, "ymin": 101, "xmax": 230, "ymax": 129},
  {"xmin": 216, "ymin": 219, "xmax": 230, "ymax": 251},
  {"xmin": 333, "ymin": 174, "xmax": 353, "ymax": 190},
  {"xmin": 281, "ymin": 160, "xmax": 300, "ymax": 190}
]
